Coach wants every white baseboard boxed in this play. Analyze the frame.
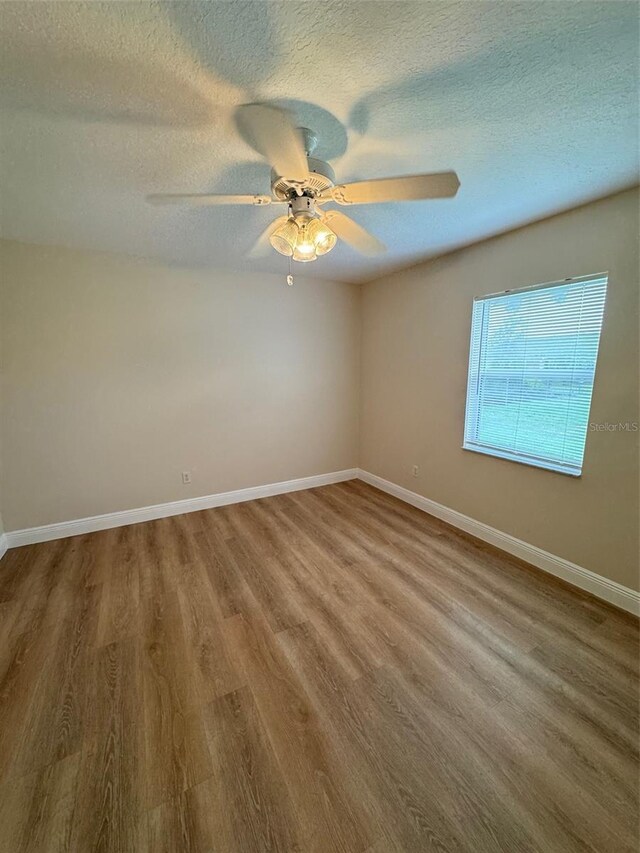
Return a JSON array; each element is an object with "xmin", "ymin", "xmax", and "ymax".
[
  {"xmin": 5, "ymin": 466, "xmax": 637, "ymax": 616},
  {"xmin": 357, "ymin": 469, "xmax": 640, "ymax": 617},
  {"xmin": 5, "ymin": 469, "xmax": 358, "ymax": 549}
]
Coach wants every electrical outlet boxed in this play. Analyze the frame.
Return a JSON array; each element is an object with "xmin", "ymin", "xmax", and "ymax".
[
  {"xmin": 182, "ymin": 471, "xmax": 192, "ymax": 485},
  {"xmin": 412, "ymin": 465, "xmax": 419, "ymax": 477}
]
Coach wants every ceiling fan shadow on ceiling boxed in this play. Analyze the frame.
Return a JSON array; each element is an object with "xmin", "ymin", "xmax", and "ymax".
[{"xmin": 147, "ymin": 103, "xmax": 460, "ymax": 273}]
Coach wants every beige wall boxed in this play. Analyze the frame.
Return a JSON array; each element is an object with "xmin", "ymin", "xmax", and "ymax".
[
  {"xmin": 361, "ymin": 188, "xmax": 639, "ymax": 591},
  {"xmin": 0, "ymin": 241, "xmax": 360, "ymax": 530},
  {"xmin": 2, "ymin": 190, "xmax": 638, "ymax": 592}
]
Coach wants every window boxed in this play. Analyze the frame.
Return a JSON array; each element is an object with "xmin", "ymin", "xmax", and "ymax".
[{"xmin": 463, "ymin": 274, "xmax": 607, "ymax": 476}]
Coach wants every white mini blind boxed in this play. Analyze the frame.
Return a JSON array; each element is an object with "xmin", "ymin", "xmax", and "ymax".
[{"xmin": 463, "ymin": 274, "xmax": 607, "ymax": 476}]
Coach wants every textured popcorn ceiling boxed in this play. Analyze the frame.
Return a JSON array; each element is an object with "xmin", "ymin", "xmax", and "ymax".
[{"xmin": 0, "ymin": 1, "xmax": 638, "ymax": 283}]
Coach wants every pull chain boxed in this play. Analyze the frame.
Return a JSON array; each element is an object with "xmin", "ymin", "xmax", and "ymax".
[{"xmin": 286, "ymin": 201, "xmax": 294, "ymax": 286}]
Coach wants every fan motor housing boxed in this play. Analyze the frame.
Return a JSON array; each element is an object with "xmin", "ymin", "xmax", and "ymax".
[{"xmin": 271, "ymin": 157, "xmax": 336, "ymax": 201}]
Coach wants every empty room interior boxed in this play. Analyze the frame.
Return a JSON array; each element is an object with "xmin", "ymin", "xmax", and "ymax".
[{"xmin": 0, "ymin": 2, "xmax": 639, "ymax": 851}]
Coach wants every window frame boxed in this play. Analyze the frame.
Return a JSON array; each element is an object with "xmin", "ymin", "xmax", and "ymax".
[{"xmin": 462, "ymin": 272, "xmax": 608, "ymax": 478}]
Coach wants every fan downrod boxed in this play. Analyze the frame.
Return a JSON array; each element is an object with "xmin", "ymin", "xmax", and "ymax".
[{"xmin": 298, "ymin": 127, "xmax": 318, "ymax": 157}]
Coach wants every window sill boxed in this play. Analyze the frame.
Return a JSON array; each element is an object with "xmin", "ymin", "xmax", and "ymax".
[{"xmin": 461, "ymin": 442, "xmax": 583, "ymax": 478}]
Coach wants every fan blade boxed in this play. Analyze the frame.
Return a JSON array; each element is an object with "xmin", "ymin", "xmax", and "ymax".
[
  {"xmin": 147, "ymin": 193, "xmax": 272, "ymax": 207},
  {"xmin": 248, "ymin": 216, "xmax": 288, "ymax": 258},
  {"xmin": 321, "ymin": 171, "xmax": 460, "ymax": 205},
  {"xmin": 236, "ymin": 104, "xmax": 309, "ymax": 183},
  {"xmin": 321, "ymin": 211, "xmax": 385, "ymax": 256}
]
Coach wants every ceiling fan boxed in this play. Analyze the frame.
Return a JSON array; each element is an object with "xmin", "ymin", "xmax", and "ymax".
[{"xmin": 148, "ymin": 104, "xmax": 460, "ymax": 264}]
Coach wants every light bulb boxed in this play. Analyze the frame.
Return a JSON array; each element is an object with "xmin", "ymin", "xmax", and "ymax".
[
  {"xmin": 269, "ymin": 218, "xmax": 299, "ymax": 256},
  {"xmin": 296, "ymin": 239, "xmax": 315, "ymax": 255},
  {"xmin": 293, "ymin": 247, "xmax": 318, "ymax": 264}
]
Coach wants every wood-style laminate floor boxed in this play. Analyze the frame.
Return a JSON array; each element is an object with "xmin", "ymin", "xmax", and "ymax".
[{"xmin": 0, "ymin": 480, "xmax": 638, "ymax": 852}]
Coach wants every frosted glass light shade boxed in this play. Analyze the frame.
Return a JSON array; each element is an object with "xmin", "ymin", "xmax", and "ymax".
[
  {"xmin": 269, "ymin": 219, "xmax": 299, "ymax": 256},
  {"xmin": 306, "ymin": 218, "xmax": 337, "ymax": 256},
  {"xmin": 293, "ymin": 218, "xmax": 317, "ymax": 262}
]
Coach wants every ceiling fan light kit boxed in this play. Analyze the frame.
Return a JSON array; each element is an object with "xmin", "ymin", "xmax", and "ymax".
[
  {"xmin": 270, "ymin": 197, "xmax": 338, "ymax": 262},
  {"xmin": 147, "ymin": 104, "xmax": 460, "ymax": 276}
]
